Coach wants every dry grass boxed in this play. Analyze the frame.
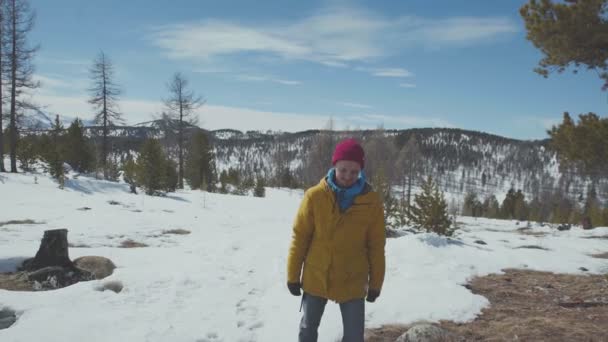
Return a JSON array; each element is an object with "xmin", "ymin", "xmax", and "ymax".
[
  {"xmin": 162, "ymin": 229, "xmax": 191, "ymax": 235},
  {"xmin": 365, "ymin": 269, "xmax": 608, "ymax": 341},
  {"xmin": 0, "ymin": 219, "xmax": 40, "ymax": 227},
  {"xmin": 591, "ymin": 252, "xmax": 608, "ymax": 259},
  {"xmin": 583, "ymin": 235, "xmax": 608, "ymax": 240},
  {"xmin": 119, "ymin": 239, "xmax": 148, "ymax": 248},
  {"xmin": 0, "ymin": 272, "xmax": 33, "ymax": 291},
  {"xmin": 516, "ymin": 227, "xmax": 549, "ymax": 237},
  {"xmin": 515, "ymin": 245, "xmax": 550, "ymax": 250},
  {"xmin": 68, "ymin": 242, "xmax": 91, "ymax": 248}
]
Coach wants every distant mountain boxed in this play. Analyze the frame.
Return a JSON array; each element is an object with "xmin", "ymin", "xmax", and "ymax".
[
  {"xmin": 18, "ymin": 108, "xmax": 95, "ymax": 130},
  {"xmin": 17, "ymin": 121, "xmax": 607, "ymax": 204}
]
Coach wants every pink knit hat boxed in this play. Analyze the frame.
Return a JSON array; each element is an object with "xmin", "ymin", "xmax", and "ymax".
[{"xmin": 332, "ymin": 138, "xmax": 365, "ymax": 168}]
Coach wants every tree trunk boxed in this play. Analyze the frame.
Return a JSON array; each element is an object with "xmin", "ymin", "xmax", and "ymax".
[
  {"xmin": 9, "ymin": 0, "xmax": 17, "ymax": 173},
  {"xmin": 23, "ymin": 229, "xmax": 74, "ymax": 271}
]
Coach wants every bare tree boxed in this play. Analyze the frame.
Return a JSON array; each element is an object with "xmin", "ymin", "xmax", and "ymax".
[
  {"xmin": 363, "ymin": 127, "xmax": 397, "ymax": 183},
  {"xmin": 163, "ymin": 72, "xmax": 203, "ymax": 189},
  {"xmin": 88, "ymin": 51, "xmax": 122, "ymax": 179},
  {"xmin": 302, "ymin": 118, "xmax": 336, "ymax": 186},
  {"xmin": 0, "ymin": 0, "xmax": 6, "ymax": 172},
  {"xmin": 396, "ymin": 134, "xmax": 422, "ymax": 217},
  {"xmin": 5, "ymin": 0, "xmax": 38, "ymax": 172}
]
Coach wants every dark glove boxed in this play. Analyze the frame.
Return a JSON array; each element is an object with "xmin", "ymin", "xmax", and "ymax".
[
  {"xmin": 287, "ymin": 282, "xmax": 301, "ymax": 296},
  {"xmin": 366, "ymin": 289, "xmax": 380, "ymax": 303}
]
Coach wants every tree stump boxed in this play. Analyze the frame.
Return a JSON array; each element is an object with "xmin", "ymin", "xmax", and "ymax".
[{"xmin": 22, "ymin": 229, "xmax": 74, "ymax": 271}]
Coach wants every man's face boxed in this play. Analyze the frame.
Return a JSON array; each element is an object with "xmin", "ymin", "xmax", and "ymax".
[{"xmin": 334, "ymin": 160, "xmax": 361, "ymax": 188}]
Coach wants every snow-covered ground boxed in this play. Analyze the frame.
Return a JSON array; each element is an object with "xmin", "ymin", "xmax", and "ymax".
[{"xmin": 0, "ymin": 171, "xmax": 607, "ymax": 342}]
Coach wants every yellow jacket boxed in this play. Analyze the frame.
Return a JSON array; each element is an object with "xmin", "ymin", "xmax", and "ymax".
[{"xmin": 287, "ymin": 178, "xmax": 386, "ymax": 303}]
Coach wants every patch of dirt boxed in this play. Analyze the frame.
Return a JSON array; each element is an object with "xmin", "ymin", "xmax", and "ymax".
[
  {"xmin": 0, "ymin": 272, "xmax": 32, "ymax": 291},
  {"xmin": 583, "ymin": 235, "xmax": 608, "ymax": 240},
  {"xmin": 162, "ymin": 229, "xmax": 191, "ymax": 235},
  {"xmin": 591, "ymin": 252, "xmax": 608, "ymax": 259},
  {"xmin": 68, "ymin": 242, "xmax": 91, "ymax": 248},
  {"xmin": 365, "ymin": 269, "xmax": 608, "ymax": 341},
  {"xmin": 515, "ymin": 245, "xmax": 550, "ymax": 250},
  {"xmin": 516, "ymin": 227, "xmax": 548, "ymax": 237},
  {"xmin": 0, "ymin": 219, "xmax": 41, "ymax": 227},
  {"xmin": 119, "ymin": 239, "xmax": 148, "ymax": 248}
]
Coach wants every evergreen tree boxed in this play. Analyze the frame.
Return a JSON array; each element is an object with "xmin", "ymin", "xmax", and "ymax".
[
  {"xmin": 548, "ymin": 112, "xmax": 608, "ymax": 180},
  {"xmin": 136, "ymin": 138, "xmax": 167, "ymax": 195},
  {"xmin": 513, "ymin": 190, "xmax": 528, "ymax": 221},
  {"xmin": 408, "ymin": 176, "xmax": 453, "ymax": 235},
  {"xmin": 463, "ymin": 191, "xmax": 482, "ymax": 217},
  {"xmin": 45, "ymin": 115, "xmax": 65, "ymax": 187},
  {"xmin": 162, "ymin": 158, "xmax": 178, "ymax": 193},
  {"xmin": 184, "ymin": 130, "xmax": 215, "ymax": 191},
  {"xmin": 520, "ymin": 0, "xmax": 608, "ymax": 90},
  {"xmin": 372, "ymin": 167, "xmax": 399, "ymax": 228},
  {"xmin": 253, "ymin": 175, "xmax": 266, "ymax": 197},
  {"xmin": 583, "ymin": 186, "xmax": 603, "ymax": 227},
  {"xmin": 64, "ymin": 118, "xmax": 93, "ymax": 173},
  {"xmin": 482, "ymin": 195, "xmax": 500, "ymax": 219},
  {"xmin": 16, "ymin": 135, "xmax": 35, "ymax": 171},
  {"xmin": 122, "ymin": 155, "xmax": 137, "ymax": 194},
  {"xmin": 501, "ymin": 189, "xmax": 517, "ymax": 219}
]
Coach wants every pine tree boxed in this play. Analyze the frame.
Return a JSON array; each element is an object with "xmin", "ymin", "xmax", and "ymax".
[
  {"xmin": 501, "ymin": 189, "xmax": 517, "ymax": 219},
  {"xmin": 88, "ymin": 51, "xmax": 122, "ymax": 179},
  {"xmin": 408, "ymin": 176, "xmax": 453, "ymax": 235},
  {"xmin": 136, "ymin": 138, "xmax": 167, "ymax": 195},
  {"xmin": 45, "ymin": 115, "xmax": 65, "ymax": 187},
  {"xmin": 64, "ymin": 118, "xmax": 93, "ymax": 173},
  {"xmin": 184, "ymin": 130, "xmax": 215, "ymax": 191},
  {"xmin": 253, "ymin": 175, "xmax": 266, "ymax": 197},
  {"xmin": 5, "ymin": 0, "xmax": 39, "ymax": 173},
  {"xmin": 163, "ymin": 72, "xmax": 204, "ymax": 189},
  {"xmin": 372, "ymin": 167, "xmax": 399, "ymax": 228},
  {"xmin": 122, "ymin": 155, "xmax": 137, "ymax": 194},
  {"xmin": 482, "ymin": 195, "xmax": 500, "ymax": 219},
  {"xmin": 583, "ymin": 186, "xmax": 603, "ymax": 228},
  {"xmin": 513, "ymin": 190, "xmax": 528, "ymax": 221},
  {"xmin": 520, "ymin": 0, "xmax": 608, "ymax": 90},
  {"xmin": 463, "ymin": 191, "xmax": 482, "ymax": 217},
  {"xmin": 16, "ymin": 134, "xmax": 35, "ymax": 171},
  {"xmin": 162, "ymin": 158, "xmax": 178, "ymax": 193}
]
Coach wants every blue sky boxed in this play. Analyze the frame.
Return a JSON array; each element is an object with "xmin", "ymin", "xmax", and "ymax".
[{"xmin": 28, "ymin": 0, "xmax": 606, "ymax": 140}]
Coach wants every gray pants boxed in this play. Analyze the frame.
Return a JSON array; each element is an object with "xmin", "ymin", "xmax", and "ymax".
[{"xmin": 299, "ymin": 292, "xmax": 365, "ymax": 342}]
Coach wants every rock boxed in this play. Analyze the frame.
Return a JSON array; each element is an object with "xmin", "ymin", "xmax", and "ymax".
[
  {"xmin": 396, "ymin": 323, "xmax": 458, "ymax": 342},
  {"xmin": 0, "ymin": 308, "xmax": 16, "ymax": 330},
  {"xmin": 557, "ymin": 224, "xmax": 571, "ymax": 231},
  {"xmin": 474, "ymin": 240, "xmax": 487, "ymax": 245},
  {"xmin": 579, "ymin": 267, "xmax": 589, "ymax": 272},
  {"xmin": 73, "ymin": 256, "xmax": 116, "ymax": 280}
]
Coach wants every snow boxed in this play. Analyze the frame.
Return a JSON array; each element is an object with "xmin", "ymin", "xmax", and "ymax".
[{"xmin": 1, "ymin": 170, "xmax": 607, "ymax": 342}]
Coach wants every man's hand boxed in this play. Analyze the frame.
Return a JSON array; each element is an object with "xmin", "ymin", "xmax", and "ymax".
[
  {"xmin": 287, "ymin": 282, "xmax": 301, "ymax": 296},
  {"xmin": 366, "ymin": 289, "xmax": 380, "ymax": 302}
]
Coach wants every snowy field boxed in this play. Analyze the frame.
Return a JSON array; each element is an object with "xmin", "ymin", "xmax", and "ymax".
[{"xmin": 0, "ymin": 171, "xmax": 607, "ymax": 342}]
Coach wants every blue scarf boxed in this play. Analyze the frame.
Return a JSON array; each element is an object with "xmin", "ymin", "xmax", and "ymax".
[{"xmin": 326, "ymin": 168, "xmax": 366, "ymax": 212}]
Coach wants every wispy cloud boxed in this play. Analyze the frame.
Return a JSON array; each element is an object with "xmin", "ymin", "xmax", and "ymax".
[
  {"xmin": 360, "ymin": 67, "xmax": 413, "ymax": 78},
  {"xmin": 339, "ymin": 101, "xmax": 372, "ymax": 109},
  {"xmin": 236, "ymin": 74, "xmax": 301, "ymax": 85},
  {"xmin": 32, "ymin": 74, "xmax": 89, "ymax": 95},
  {"xmin": 148, "ymin": 7, "xmax": 518, "ymax": 68},
  {"xmin": 399, "ymin": 83, "xmax": 417, "ymax": 88}
]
